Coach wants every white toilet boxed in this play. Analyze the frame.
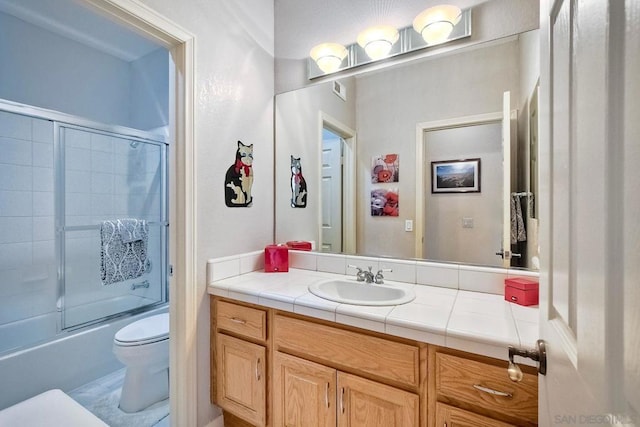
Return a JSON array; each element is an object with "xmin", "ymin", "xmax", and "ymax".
[{"xmin": 113, "ymin": 312, "xmax": 169, "ymax": 413}]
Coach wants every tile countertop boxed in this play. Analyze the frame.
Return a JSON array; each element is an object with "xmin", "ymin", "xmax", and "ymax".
[{"xmin": 207, "ymin": 268, "xmax": 540, "ymax": 365}]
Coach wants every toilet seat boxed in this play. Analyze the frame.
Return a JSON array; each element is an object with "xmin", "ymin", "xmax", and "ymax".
[{"xmin": 114, "ymin": 313, "xmax": 169, "ymax": 346}]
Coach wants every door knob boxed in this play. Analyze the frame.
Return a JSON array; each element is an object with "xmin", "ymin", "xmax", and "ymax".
[{"xmin": 507, "ymin": 339, "xmax": 547, "ymax": 382}]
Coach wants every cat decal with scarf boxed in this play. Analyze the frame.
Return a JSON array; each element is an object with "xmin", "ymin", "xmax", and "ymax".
[{"xmin": 225, "ymin": 141, "xmax": 254, "ymax": 207}]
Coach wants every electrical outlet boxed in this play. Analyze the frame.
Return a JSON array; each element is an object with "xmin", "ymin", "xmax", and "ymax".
[
  {"xmin": 405, "ymin": 220, "xmax": 413, "ymax": 232},
  {"xmin": 462, "ymin": 217, "xmax": 474, "ymax": 228}
]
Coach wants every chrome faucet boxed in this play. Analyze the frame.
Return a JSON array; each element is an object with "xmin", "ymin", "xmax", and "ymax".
[
  {"xmin": 348, "ymin": 265, "xmax": 392, "ymax": 284},
  {"xmin": 348, "ymin": 265, "xmax": 375, "ymax": 283}
]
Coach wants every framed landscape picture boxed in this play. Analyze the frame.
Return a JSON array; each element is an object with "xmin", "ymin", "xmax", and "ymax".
[{"xmin": 431, "ymin": 158, "xmax": 481, "ymax": 193}]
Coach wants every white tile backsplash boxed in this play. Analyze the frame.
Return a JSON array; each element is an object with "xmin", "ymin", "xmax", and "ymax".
[
  {"xmin": 458, "ymin": 265, "xmax": 508, "ymax": 294},
  {"xmin": 240, "ymin": 251, "xmax": 264, "ymax": 274},
  {"xmin": 346, "ymin": 256, "xmax": 379, "ymax": 275},
  {"xmin": 378, "ymin": 259, "xmax": 416, "ymax": 283},
  {"xmin": 416, "ymin": 261, "xmax": 459, "ymax": 289},
  {"xmin": 316, "ymin": 253, "xmax": 346, "ymax": 274},
  {"xmin": 289, "ymin": 250, "xmax": 317, "ymax": 271},
  {"xmin": 211, "ymin": 258, "xmax": 241, "ymax": 282}
]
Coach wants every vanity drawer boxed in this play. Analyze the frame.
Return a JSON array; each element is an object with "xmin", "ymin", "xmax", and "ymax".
[
  {"xmin": 274, "ymin": 314, "xmax": 419, "ymax": 388},
  {"xmin": 435, "ymin": 352, "xmax": 538, "ymax": 424},
  {"xmin": 215, "ymin": 300, "xmax": 267, "ymax": 342}
]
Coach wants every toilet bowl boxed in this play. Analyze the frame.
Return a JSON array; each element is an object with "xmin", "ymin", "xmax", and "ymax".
[{"xmin": 113, "ymin": 312, "xmax": 169, "ymax": 413}]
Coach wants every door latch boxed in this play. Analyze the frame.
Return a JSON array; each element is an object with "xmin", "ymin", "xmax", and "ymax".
[{"xmin": 507, "ymin": 339, "xmax": 547, "ymax": 382}]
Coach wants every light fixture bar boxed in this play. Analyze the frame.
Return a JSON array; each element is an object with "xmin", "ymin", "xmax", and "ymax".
[{"xmin": 308, "ymin": 7, "xmax": 471, "ymax": 80}]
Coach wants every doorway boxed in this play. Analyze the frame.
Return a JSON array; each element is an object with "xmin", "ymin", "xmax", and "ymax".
[{"xmin": 319, "ymin": 113, "xmax": 356, "ymax": 254}]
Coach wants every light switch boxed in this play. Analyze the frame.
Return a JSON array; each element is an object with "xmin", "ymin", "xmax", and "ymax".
[
  {"xmin": 405, "ymin": 220, "xmax": 413, "ymax": 232},
  {"xmin": 462, "ymin": 217, "xmax": 474, "ymax": 228}
]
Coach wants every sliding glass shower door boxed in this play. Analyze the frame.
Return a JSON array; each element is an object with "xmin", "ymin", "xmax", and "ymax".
[{"xmin": 59, "ymin": 124, "xmax": 168, "ymax": 329}]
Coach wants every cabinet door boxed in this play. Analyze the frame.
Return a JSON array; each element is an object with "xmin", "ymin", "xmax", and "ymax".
[
  {"xmin": 274, "ymin": 352, "xmax": 336, "ymax": 427},
  {"xmin": 216, "ymin": 333, "xmax": 266, "ymax": 427},
  {"xmin": 435, "ymin": 402, "xmax": 515, "ymax": 427},
  {"xmin": 337, "ymin": 372, "xmax": 418, "ymax": 427}
]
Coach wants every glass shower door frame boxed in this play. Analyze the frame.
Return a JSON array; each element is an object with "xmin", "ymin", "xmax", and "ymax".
[{"xmin": 55, "ymin": 122, "xmax": 169, "ymax": 331}]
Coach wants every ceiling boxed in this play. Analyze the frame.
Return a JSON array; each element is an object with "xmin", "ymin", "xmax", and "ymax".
[
  {"xmin": 0, "ymin": 0, "xmax": 162, "ymax": 62},
  {"xmin": 275, "ymin": 0, "xmax": 489, "ymax": 59}
]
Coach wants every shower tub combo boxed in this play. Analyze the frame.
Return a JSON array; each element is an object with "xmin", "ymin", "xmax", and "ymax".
[{"xmin": 0, "ymin": 100, "xmax": 169, "ymax": 410}]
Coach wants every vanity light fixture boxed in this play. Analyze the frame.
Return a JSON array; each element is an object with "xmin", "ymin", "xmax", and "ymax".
[
  {"xmin": 356, "ymin": 25, "xmax": 399, "ymax": 60},
  {"xmin": 307, "ymin": 4, "xmax": 471, "ymax": 79},
  {"xmin": 309, "ymin": 43, "xmax": 348, "ymax": 74},
  {"xmin": 413, "ymin": 4, "xmax": 462, "ymax": 45}
]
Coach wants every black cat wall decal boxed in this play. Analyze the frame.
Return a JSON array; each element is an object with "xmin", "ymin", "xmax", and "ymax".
[
  {"xmin": 290, "ymin": 155, "xmax": 307, "ymax": 208},
  {"xmin": 224, "ymin": 141, "xmax": 254, "ymax": 207}
]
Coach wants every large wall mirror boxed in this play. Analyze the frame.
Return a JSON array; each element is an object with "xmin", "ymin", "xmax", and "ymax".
[{"xmin": 275, "ymin": 14, "xmax": 540, "ymax": 270}]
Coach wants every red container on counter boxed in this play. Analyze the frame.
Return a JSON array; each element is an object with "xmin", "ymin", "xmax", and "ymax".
[
  {"xmin": 264, "ymin": 244, "xmax": 289, "ymax": 272},
  {"xmin": 504, "ymin": 277, "xmax": 539, "ymax": 306},
  {"xmin": 286, "ymin": 241, "xmax": 312, "ymax": 251}
]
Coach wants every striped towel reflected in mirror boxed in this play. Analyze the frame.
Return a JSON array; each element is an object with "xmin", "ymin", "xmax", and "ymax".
[
  {"xmin": 510, "ymin": 194, "xmax": 527, "ymax": 244},
  {"xmin": 100, "ymin": 219, "xmax": 150, "ymax": 285}
]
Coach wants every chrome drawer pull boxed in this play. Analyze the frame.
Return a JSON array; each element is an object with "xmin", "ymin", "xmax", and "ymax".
[
  {"xmin": 230, "ymin": 317, "xmax": 246, "ymax": 324},
  {"xmin": 473, "ymin": 384, "xmax": 513, "ymax": 398}
]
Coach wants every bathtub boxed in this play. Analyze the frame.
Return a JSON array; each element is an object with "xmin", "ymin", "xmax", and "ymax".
[{"xmin": 0, "ymin": 299, "xmax": 168, "ymax": 410}]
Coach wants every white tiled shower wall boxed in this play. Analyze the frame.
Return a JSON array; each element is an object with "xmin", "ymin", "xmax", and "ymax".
[
  {"xmin": 0, "ymin": 111, "xmax": 56, "ymax": 330},
  {"xmin": 0, "ymin": 109, "xmax": 164, "ymax": 346}
]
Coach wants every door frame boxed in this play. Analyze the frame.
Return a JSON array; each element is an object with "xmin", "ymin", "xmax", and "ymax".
[
  {"xmin": 79, "ymin": 1, "xmax": 196, "ymax": 426},
  {"xmin": 319, "ymin": 112, "xmax": 356, "ymax": 254},
  {"xmin": 414, "ymin": 112, "xmax": 502, "ymax": 259}
]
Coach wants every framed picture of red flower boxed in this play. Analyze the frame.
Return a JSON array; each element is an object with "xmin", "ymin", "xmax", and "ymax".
[
  {"xmin": 371, "ymin": 188, "xmax": 399, "ymax": 216},
  {"xmin": 371, "ymin": 153, "xmax": 399, "ymax": 183}
]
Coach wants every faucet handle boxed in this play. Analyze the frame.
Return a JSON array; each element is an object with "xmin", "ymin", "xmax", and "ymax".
[
  {"xmin": 374, "ymin": 268, "xmax": 392, "ymax": 284},
  {"xmin": 348, "ymin": 264, "xmax": 362, "ymax": 272},
  {"xmin": 348, "ymin": 264, "xmax": 365, "ymax": 281}
]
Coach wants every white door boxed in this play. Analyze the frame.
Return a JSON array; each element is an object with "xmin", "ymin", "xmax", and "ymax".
[
  {"xmin": 501, "ymin": 91, "xmax": 513, "ymax": 268},
  {"xmin": 321, "ymin": 135, "xmax": 342, "ymax": 252},
  {"xmin": 538, "ymin": 0, "xmax": 639, "ymax": 425}
]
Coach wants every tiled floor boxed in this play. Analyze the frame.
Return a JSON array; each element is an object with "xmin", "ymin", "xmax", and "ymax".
[{"xmin": 69, "ymin": 368, "xmax": 170, "ymax": 426}]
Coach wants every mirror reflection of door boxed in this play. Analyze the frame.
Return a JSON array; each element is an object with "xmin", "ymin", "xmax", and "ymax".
[
  {"xmin": 423, "ymin": 121, "xmax": 504, "ymax": 267},
  {"xmin": 321, "ymin": 128, "xmax": 343, "ymax": 252}
]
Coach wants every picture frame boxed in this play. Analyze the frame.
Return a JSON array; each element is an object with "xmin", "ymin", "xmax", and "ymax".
[{"xmin": 431, "ymin": 158, "xmax": 481, "ymax": 193}]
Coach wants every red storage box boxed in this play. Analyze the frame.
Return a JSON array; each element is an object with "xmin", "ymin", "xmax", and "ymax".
[
  {"xmin": 286, "ymin": 241, "xmax": 312, "ymax": 251},
  {"xmin": 504, "ymin": 277, "xmax": 539, "ymax": 306},
  {"xmin": 264, "ymin": 244, "xmax": 289, "ymax": 272}
]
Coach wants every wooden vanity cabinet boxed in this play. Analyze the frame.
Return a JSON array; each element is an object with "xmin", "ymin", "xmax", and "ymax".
[
  {"xmin": 273, "ymin": 314, "xmax": 420, "ymax": 427},
  {"xmin": 430, "ymin": 347, "xmax": 538, "ymax": 427},
  {"xmin": 273, "ymin": 351, "xmax": 419, "ymax": 427},
  {"xmin": 273, "ymin": 352, "xmax": 336, "ymax": 427},
  {"xmin": 212, "ymin": 298, "xmax": 269, "ymax": 427},
  {"xmin": 435, "ymin": 402, "xmax": 516, "ymax": 427},
  {"xmin": 210, "ymin": 296, "xmax": 538, "ymax": 427}
]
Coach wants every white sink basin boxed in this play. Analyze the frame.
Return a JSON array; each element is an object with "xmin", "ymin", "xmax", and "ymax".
[{"xmin": 308, "ymin": 279, "xmax": 415, "ymax": 306}]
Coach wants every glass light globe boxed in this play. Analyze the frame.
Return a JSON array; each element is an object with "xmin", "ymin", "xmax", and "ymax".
[
  {"xmin": 357, "ymin": 25, "xmax": 399, "ymax": 60},
  {"xmin": 413, "ymin": 5, "xmax": 462, "ymax": 45},
  {"xmin": 309, "ymin": 43, "xmax": 348, "ymax": 74}
]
